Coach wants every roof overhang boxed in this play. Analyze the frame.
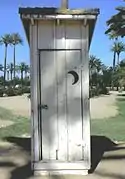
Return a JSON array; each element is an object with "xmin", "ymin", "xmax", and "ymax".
[{"xmin": 19, "ymin": 7, "xmax": 100, "ymax": 47}]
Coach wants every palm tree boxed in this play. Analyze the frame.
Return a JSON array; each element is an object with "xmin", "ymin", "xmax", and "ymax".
[
  {"xmin": 108, "ymin": 31, "xmax": 118, "ymax": 41},
  {"xmin": 108, "ymin": 31, "xmax": 118, "ymax": 69},
  {"xmin": 7, "ymin": 63, "xmax": 14, "ymax": 81},
  {"xmin": 89, "ymin": 55, "xmax": 97, "ymax": 76},
  {"xmin": 111, "ymin": 41, "xmax": 125, "ymax": 65},
  {"xmin": 11, "ymin": 33, "xmax": 23, "ymax": 87},
  {"xmin": 0, "ymin": 64, "xmax": 3, "ymax": 76},
  {"xmin": 24, "ymin": 64, "xmax": 30, "ymax": 78},
  {"xmin": 6, "ymin": 69, "xmax": 9, "ymax": 81},
  {"xmin": 105, "ymin": 6, "xmax": 125, "ymax": 37},
  {"xmin": 0, "ymin": 34, "xmax": 11, "ymax": 88},
  {"xmin": 102, "ymin": 66, "xmax": 113, "ymax": 89},
  {"xmin": 119, "ymin": 59, "xmax": 125, "ymax": 68},
  {"xmin": 89, "ymin": 55, "xmax": 103, "ymax": 87},
  {"xmin": 89, "ymin": 55, "xmax": 102, "ymax": 73},
  {"xmin": 19, "ymin": 62, "xmax": 26, "ymax": 86}
]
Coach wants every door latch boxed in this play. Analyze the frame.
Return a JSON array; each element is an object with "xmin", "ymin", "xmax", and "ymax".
[
  {"xmin": 42, "ymin": 105, "xmax": 48, "ymax": 110},
  {"xmin": 38, "ymin": 104, "xmax": 48, "ymax": 110}
]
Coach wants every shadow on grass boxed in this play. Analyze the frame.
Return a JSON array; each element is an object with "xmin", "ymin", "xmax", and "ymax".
[
  {"xmin": 4, "ymin": 137, "xmax": 33, "ymax": 179},
  {"xmin": 89, "ymin": 135, "xmax": 125, "ymax": 174},
  {"xmin": 117, "ymin": 93, "xmax": 125, "ymax": 97},
  {"xmin": 5, "ymin": 137, "xmax": 31, "ymax": 153},
  {"xmin": 0, "ymin": 161, "xmax": 16, "ymax": 167},
  {"xmin": 89, "ymin": 135, "xmax": 116, "ymax": 173},
  {"xmin": 1, "ymin": 136, "xmax": 125, "ymax": 179},
  {"xmin": 117, "ymin": 97, "xmax": 125, "ymax": 102},
  {"xmin": 10, "ymin": 162, "xmax": 33, "ymax": 179}
]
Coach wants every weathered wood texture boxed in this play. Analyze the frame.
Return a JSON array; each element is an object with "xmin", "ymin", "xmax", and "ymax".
[
  {"xmin": 30, "ymin": 23, "xmax": 40, "ymax": 162},
  {"xmin": 31, "ymin": 20, "xmax": 90, "ymax": 170}
]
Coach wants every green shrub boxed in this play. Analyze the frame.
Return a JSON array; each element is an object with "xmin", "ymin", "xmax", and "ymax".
[
  {"xmin": 27, "ymin": 94, "xmax": 31, "ymax": 99},
  {"xmin": 90, "ymin": 86, "xmax": 109, "ymax": 98},
  {"xmin": 97, "ymin": 86, "xmax": 109, "ymax": 95},
  {"xmin": 5, "ymin": 88, "xmax": 16, "ymax": 96},
  {"xmin": 90, "ymin": 88, "xmax": 97, "ymax": 98},
  {"xmin": 22, "ymin": 86, "xmax": 30, "ymax": 93},
  {"xmin": 0, "ymin": 87, "xmax": 4, "ymax": 97},
  {"xmin": 3, "ymin": 87, "xmax": 25, "ymax": 97},
  {"xmin": 103, "ymin": 87, "xmax": 109, "ymax": 94},
  {"xmin": 14, "ymin": 88, "xmax": 23, "ymax": 96}
]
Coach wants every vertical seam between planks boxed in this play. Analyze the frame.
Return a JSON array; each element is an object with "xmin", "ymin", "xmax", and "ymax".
[
  {"xmin": 65, "ymin": 21, "xmax": 69, "ymax": 161},
  {"xmin": 37, "ymin": 21, "xmax": 42, "ymax": 160},
  {"xmin": 81, "ymin": 22, "xmax": 84, "ymax": 160},
  {"xmin": 30, "ymin": 24, "xmax": 35, "ymax": 165},
  {"xmin": 54, "ymin": 20, "xmax": 59, "ymax": 160}
]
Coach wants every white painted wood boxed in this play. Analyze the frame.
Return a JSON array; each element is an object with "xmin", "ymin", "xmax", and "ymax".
[
  {"xmin": 34, "ymin": 161, "xmax": 88, "ymax": 170},
  {"xmin": 22, "ymin": 14, "xmax": 97, "ymax": 20},
  {"xmin": 55, "ymin": 23, "xmax": 65, "ymax": 49},
  {"xmin": 81, "ymin": 24, "xmax": 91, "ymax": 169},
  {"xmin": 38, "ymin": 21, "xmax": 54, "ymax": 49},
  {"xmin": 29, "ymin": 24, "xmax": 34, "ymax": 166},
  {"xmin": 66, "ymin": 50, "xmax": 83, "ymax": 161},
  {"xmin": 40, "ymin": 51, "xmax": 58, "ymax": 161},
  {"xmin": 39, "ymin": 50, "xmax": 87, "ymax": 163},
  {"xmin": 56, "ymin": 51, "xmax": 67, "ymax": 161},
  {"xmin": 31, "ymin": 18, "xmax": 90, "ymax": 170},
  {"xmin": 34, "ymin": 170, "xmax": 88, "ymax": 176},
  {"xmin": 65, "ymin": 22, "xmax": 81, "ymax": 49},
  {"xmin": 30, "ymin": 23, "xmax": 40, "ymax": 162}
]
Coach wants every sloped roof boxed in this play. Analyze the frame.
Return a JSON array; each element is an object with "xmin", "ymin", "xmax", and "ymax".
[
  {"xmin": 19, "ymin": 7, "xmax": 100, "ymax": 46},
  {"xmin": 19, "ymin": 7, "xmax": 99, "ymax": 15}
]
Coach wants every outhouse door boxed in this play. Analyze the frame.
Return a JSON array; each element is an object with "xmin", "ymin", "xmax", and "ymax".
[{"xmin": 39, "ymin": 50, "xmax": 84, "ymax": 162}]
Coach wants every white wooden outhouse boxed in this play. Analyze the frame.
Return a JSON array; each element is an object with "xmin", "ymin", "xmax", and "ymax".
[{"xmin": 19, "ymin": 7, "xmax": 99, "ymax": 175}]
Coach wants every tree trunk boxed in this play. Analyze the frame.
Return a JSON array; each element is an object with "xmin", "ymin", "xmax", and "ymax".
[
  {"xmin": 10, "ymin": 71, "xmax": 13, "ymax": 81},
  {"xmin": 113, "ymin": 51, "xmax": 116, "ymax": 69},
  {"xmin": 3, "ymin": 45, "xmax": 7, "ymax": 89},
  {"xmin": 117, "ymin": 53, "xmax": 120, "ymax": 65},
  {"xmin": 21, "ymin": 71, "xmax": 23, "ymax": 86},
  {"xmin": 111, "ymin": 51, "xmax": 116, "ymax": 90},
  {"xmin": 25, "ymin": 71, "xmax": 27, "ymax": 78},
  {"xmin": 7, "ymin": 71, "xmax": 9, "ymax": 81},
  {"xmin": 13, "ymin": 45, "xmax": 16, "ymax": 88}
]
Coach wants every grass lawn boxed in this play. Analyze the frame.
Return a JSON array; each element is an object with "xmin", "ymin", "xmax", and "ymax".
[
  {"xmin": 91, "ymin": 96, "xmax": 125, "ymax": 142},
  {"xmin": 0, "ymin": 95, "xmax": 125, "ymax": 142},
  {"xmin": 0, "ymin": 106, "xmax": 30, "ymax": 139}
]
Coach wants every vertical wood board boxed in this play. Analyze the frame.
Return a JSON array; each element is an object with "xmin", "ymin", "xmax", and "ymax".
[{"xmin": 40, "ymin": 51, "xmax": 58, "ymax": 161}]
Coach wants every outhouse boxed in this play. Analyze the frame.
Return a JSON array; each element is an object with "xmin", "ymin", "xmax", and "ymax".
[{"xmin": 19, "ymin": 6, "xmax": 99, "ymax": 175}]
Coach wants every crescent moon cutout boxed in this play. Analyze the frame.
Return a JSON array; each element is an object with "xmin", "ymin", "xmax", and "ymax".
[{"xmin": 68, "ymin": 70, "xmax": 79, "ymax": 85}]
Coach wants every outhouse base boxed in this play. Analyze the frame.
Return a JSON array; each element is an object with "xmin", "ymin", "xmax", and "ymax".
[{"xmin": 33, "ymin": 161, "xmax": 89, "ymax": 176}]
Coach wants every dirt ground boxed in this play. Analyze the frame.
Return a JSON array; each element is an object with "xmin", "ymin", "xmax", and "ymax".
[
  {"xmin": 0, "ymin": 92, "xmax": 119, "ymax": 119},
  {"xmin": 0, "ymin": 136, "xmax": 125, "ymax": 179},
  {"xmin": 90, "ymin": 92, "xmax": 118, "ymax": 119},
  {"xmin": 0, "ymin": 94, "xmax": 31, "ymax": 117},
  {"xmin": 0, "ymin": 92, "xmax": 124, "ymax": 179}
]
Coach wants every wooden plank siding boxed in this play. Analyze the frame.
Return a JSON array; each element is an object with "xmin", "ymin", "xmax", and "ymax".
[
  {"xmin": 31, "ymin": 19, "xmax": 90, "ymax": 169},
  {"xmin": 30, "ymin": 22, "xmax": 40, "ymax": 162}
]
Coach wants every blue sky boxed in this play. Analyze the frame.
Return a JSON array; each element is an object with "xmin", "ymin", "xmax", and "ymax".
[{"xmin": 0, "ymin": 0, "xmax": 125, "ymax": 66}]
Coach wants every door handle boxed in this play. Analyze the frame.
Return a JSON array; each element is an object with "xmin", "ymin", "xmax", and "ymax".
[
  {"xmin": 38, "ymin": 104, "xmax": 48, "ymax": 110},
  {"xmin": 42, "ymin": 105, "xmax": 48, "ymax": 110}
]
